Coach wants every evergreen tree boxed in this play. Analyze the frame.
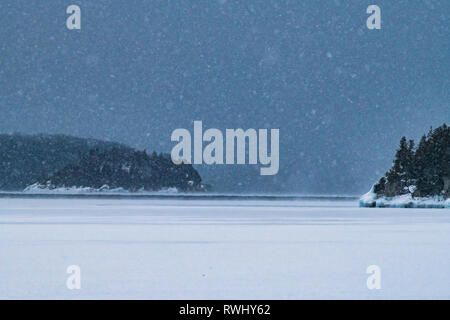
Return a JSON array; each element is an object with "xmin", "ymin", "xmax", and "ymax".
[
  {"xmin": 375, "ymin": 124, "xmax": 449, "ymax": 198},
  {"xmin": 42, "ymin": 148, "xmax": 203, "ymax": 192},
  {"xmin": 385, "ymin": 136, "xmax": 415, "ymax": 195}
]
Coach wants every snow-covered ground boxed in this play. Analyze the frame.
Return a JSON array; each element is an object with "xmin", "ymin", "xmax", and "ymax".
[{"xmin": 1, "ymin": 197, "xmax": 449, "ymax": 299}]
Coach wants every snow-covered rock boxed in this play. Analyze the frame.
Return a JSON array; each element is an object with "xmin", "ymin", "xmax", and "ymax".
[{"xmin": 360, "ymin": 186, "xmax": 450, "ymax": 208}]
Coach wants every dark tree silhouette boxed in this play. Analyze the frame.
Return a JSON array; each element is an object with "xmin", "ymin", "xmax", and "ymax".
[
  {"xmin": 374, "ymin": 124, "xmax": 449, "ymax": 198},
  {"xmin": 0, "ymin": 134, "xmax": 205, "ymax": 192}
]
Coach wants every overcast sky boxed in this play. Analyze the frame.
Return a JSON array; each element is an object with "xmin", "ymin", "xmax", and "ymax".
[{"xmin": 0, "ymin": 0, "xmax": 448, "ymax": 194}]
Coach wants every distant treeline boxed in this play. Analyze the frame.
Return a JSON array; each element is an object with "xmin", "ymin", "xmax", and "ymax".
[
  {"xmin": 0, "ymin": 133, "xmax": 204, "ymax": 192},
  {"xmin": 374, "ymin": 124, "xmax": 449, "ymax": 198}
]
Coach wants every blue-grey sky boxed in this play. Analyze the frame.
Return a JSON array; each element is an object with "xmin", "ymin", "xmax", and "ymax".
[{"xmin": 0, "ymin": 0, "xmax": 448, "ymax": 194}]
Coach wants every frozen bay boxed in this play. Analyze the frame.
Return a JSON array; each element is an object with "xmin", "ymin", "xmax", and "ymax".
[{"xmin": 0, "ymin": 196, "xmax": 449, "ymax": 299}]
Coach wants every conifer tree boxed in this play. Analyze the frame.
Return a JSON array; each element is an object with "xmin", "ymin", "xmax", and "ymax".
[
  {"xmin": 376, "ymin": 124, "xmax": 450, "ymax": 198},
  {"xmin": 385, "ymin": 137, "xmax": 415, "ymax": 194}
]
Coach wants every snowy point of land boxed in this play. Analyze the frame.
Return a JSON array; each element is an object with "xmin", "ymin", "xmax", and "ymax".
[
  {"xmin": 23, "ymin": 182, "xmax": 179, "ymax": 195},
  {"xmin": 360, "ymin": 186, "xmax": 450, "ymax": 209}
]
